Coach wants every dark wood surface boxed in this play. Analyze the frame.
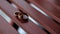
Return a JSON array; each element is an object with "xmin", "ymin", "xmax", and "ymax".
[
  {"xmin": 0, "ymin": 0, "xmax": 60, "ymax": 34},
  {"xmin": 0, "ymin": 0, "xmax": 47, "ymax": 34},
  {"xmin": 0, "ymin": 16, "xmax": 19, "ymax": 34},
  {"xmin": 10, "ymin": 0, "xmax": 60, "ymax": 34},
  {"xmin": 47, "ymin": 0, "xmax": 60, "ymax": 7},
  {"xmin": 28, "ymin": 0, "xmax": 60, "ymax": 23}
]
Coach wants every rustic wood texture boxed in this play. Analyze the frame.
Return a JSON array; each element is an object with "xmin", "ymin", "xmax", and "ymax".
[
  {"xmin": 0, "ymin": 0, "xmax": 60, "ymax": 34},
  {"xmin": 0, "ymin": 16, "xmax": 19, "ymax": 34},
  {"xmin": 0, "ymin": 0, "xmax": 47, "ymax": 34},
  {"xmin": 47, "ymin": 0, "xmax": 60, "ymax": 7},
  {"xmin": 28, "ymin": 0, "xmax": 60, "ymax": 23},
  {"xmin": 10, "ymin": 0, "xmax": 60, "ymax": 34}
]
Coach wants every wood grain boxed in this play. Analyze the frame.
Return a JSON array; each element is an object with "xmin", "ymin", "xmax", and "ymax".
[
  {"xmin": 0, "ymin": 0, "xmax": 46, "ymax": 34},
  {"xmin": 10, "ymin": 0, "xmax": 60, "ymax": 34},
  {"xmin": 0, "ymin": 16, "xmax": 19, "ymax": 34}
]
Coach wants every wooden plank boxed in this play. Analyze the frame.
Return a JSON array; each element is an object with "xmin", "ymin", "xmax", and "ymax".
[
  {"xmin": 0, "ymin": 16, "xmax": 19, "ymax": 34},
  {"xmin": 28, "ymin": 0, "xmax": 60, "ymax": 23},
  {"xmin": 10, "ymin": 0, "xmax": 60, "ymax": 34},
  {"xmin": 0, "ymin": 0, "xmax": 47, "ymax": 34},
  {"xmin": 47, "ymin": 0, "xmax": 60, "ymax": 10},
  {"xmin": 47, "ymin": 0, "xmax": 60, "ymax": 7}
]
